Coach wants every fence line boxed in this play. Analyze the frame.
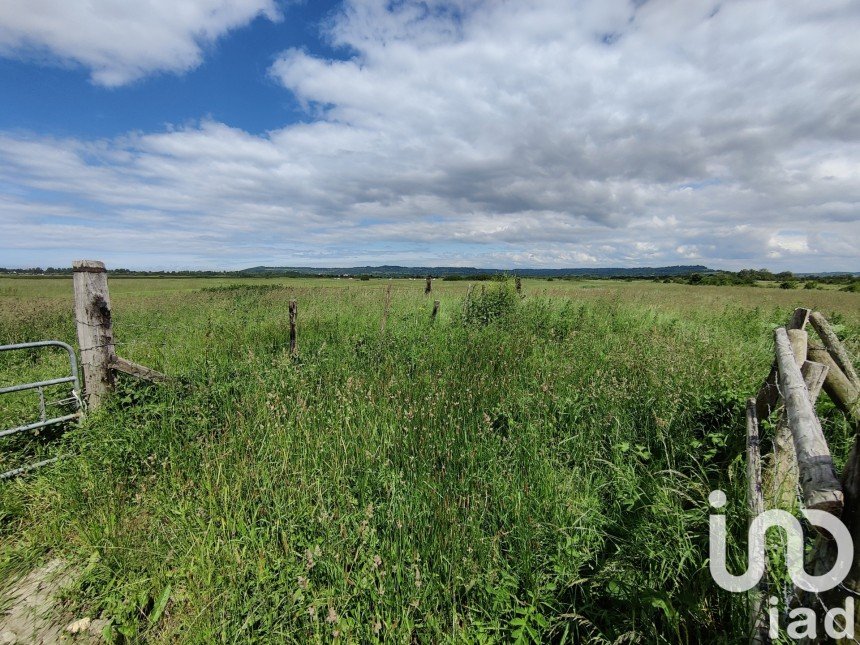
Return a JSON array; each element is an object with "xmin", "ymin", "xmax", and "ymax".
[{"xmin": 747, "ymin": 307, "xmax": 860, "ymax": 640}]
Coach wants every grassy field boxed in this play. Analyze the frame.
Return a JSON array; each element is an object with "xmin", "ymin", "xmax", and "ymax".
[{"xmin": 1, "ymin": 276, "xmax": 858, "ymax": 642}]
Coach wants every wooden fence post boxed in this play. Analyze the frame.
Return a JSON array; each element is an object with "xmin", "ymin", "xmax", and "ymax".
[
  {"xmin": 800, "ymin": 360, "xmax": 829, "ymax": 402},
  {"xmin": 804, "ymin": 435, "xmax": 860, "ymax": 637},
  {"xmin": 788, "ymin": 329, "xmax": 808, "ymax": 365},
  {"xmin": 756, "ymin": 308, "xmax": 810, "ymax": 420},
  {"xmin": 799, "ymin": 322, "xmax": 859, "ymax": 636},
  {"xmin": 809, "ymin": 311, "xmax": 860, "ymax": 389},
  {"xmin": 72, "ymin": 260, "xmax": 116, "ymax": 410},
  {"xmin": 425, "ymin": 276, "xmax": 432, "ymax": 295},
  {"xmin": 807, "ymin": 345, "xmax": 859, "ymax": 421},
  {"xmin": 746, "ymin": 398, "xmax": 768, "ymax": 643},
  {"xmin": 515, "ymin": 277, "xmax": 522, "ymax": 294},
  {"xmin": 769, "ymin": 329, "xmax": 809, "ymax": 508},
  {"xmin": 431, "ymin": 300, "xmax": 440, "ymax": 322},
  {"xmin": 289, "ymin": 300, "xmax": 297, "ymax": 356},
  {"xmin": 747, "ymin": 397, "xmax": 765, "ymax": 515},
  {"xmin": 788, "ymin": 307, "xmax": 811, "ymax": 331},
  {"xmin": 767, "ymin": 360, "xmax": 828, "ymax": 508},
  {"xmin": 774, "ymin": 327, "xmax": 843, "ymax": 514}
]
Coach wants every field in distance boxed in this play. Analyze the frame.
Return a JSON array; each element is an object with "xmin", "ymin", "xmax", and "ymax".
[{"xmin": 0, "ymin": 276, "xmax": 858, "ymax": 642}]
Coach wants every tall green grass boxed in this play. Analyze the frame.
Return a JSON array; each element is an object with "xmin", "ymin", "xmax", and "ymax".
[{"xmin": 0, "ymin": 278, "xmax": 857, "ymax": 642}]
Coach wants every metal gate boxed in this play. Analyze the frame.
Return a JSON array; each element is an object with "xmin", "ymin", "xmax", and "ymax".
[{"xmin": 0, "ymin": 341, "xmax": 82, "ymax": 479}]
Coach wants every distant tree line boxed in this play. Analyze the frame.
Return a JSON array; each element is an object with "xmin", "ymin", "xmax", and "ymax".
[
  {"xmin": 0, "ymin": 266, "xmax": 856, "ymax": 291},
  {"xmin": 657, "ymin": 269, "xmax": 858, "ymax": 292},
  {"xmin": 0, "ymin": 267, "xmax": 248, "ymax": 277}
]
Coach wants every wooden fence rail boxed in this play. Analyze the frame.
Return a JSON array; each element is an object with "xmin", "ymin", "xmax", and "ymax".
[
  {"xmin": 773, "ymin": 327, "xmax": 842, "ymax": 515},
  {"xmin": 747, "ymin": 307, "xmax": 860, "ymax": 642}
]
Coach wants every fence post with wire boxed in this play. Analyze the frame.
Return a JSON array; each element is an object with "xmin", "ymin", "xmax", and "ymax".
[{"xmin": 72, "ymin": 260, "xmax": 168, "ymax": 411}]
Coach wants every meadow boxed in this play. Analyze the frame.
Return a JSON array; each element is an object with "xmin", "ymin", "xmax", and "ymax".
[{"xmin": 0, "ymin": 276, "xmax": 858, "ymax": 643}]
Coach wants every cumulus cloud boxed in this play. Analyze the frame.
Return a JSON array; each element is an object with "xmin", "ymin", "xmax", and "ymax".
[
  {"xmin": 1, "ymin": 0, "xmax": 859, "ymax": 269},
  {"xmin": 0, "ymin": 0, "xmax": 280, "ymax": 85}
]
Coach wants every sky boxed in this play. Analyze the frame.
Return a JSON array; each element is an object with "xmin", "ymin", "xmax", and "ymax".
[{"xmin": 0, "ymin": 0, "xmax": 858, "ymax": 271}]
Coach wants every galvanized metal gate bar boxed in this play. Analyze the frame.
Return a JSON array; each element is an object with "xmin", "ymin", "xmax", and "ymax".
[{"xmin": 0, "ymin": 341, "xmax": 82, "ymax": 479}]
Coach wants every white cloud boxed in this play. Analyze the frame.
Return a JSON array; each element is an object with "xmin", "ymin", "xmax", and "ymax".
[
  {"xmin": 1, "ymin": 0, "xmax": 859, "ymax": 269},
  {"xmin": 0, "ymin": 0, "xmax": 280, "ymax": 85},
  {"xmin": 767, "ymin": 233, "xmax": 811, "ymax": 257}
]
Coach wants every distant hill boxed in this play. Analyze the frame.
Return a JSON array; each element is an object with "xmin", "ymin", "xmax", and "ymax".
[{"xmin": 241, "ymin": 265, "xmax": 711, "ymax": 278}]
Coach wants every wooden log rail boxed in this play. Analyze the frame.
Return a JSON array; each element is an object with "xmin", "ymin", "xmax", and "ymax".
[
  {"xmin": 746, "ymin": 307, "xmax": 860, "ymax": 638},
  {"xmin": 808, "ymin": 344, "xmax": 860, "ymax": 422},
  {"xmin": 755, "ymin": 308, "xmax": 810, "ymax": 420},
  {"xmin": 809, "ymin": 312, "xmax": 860, "ymax": 390},
  {"xmin": 773, "ymin": 327, "xmax": 842, "ymax": 514}
]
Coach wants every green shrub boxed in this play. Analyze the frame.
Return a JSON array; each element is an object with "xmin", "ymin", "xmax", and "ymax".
[{"xmin": 462, "ymin": 280, "xmax": 518, "ymax": 325}]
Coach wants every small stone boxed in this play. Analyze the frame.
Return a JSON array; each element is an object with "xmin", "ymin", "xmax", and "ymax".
[
  {"xmin": 0, "ymin": 630, "xmax": 19, "ymax": 645},
  {"xmin": 65, "ymin": 617, "xmax": 91, "ymax": 634}
]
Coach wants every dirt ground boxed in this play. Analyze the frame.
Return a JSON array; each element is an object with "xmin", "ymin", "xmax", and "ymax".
[{"xmin": 0, "ymin": 559, "xmax": 105, "ymax": 644}]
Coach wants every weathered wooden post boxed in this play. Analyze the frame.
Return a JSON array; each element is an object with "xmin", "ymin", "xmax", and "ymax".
[
  {"xmin": 807, "ymin": 345, "xmax": 859, "ymax": 420},
  {"xmin": 746, "ymin": 398, "xmax": 768, "ymax": 643},
  {"xmin": 799, "ymin": 314, "xmax": 860, "ymax": 636},
  {"xmin": 431, "ymin": 300, "xmax": 440, "ymax": 322},
  {"xmin": 770, "ymin": 354, "xmax": 827, "ymax": 510},
  {"xmin": 774, "ymin": 327, "xmax": 843, "ymax": 514},
  {"xmin": 747, "ymin": 398, "xmax": 765, "ymax": 517},
  {"xmin": 747, "ymin": 311, "xmax": 860, "ymax": 632},
  {"xmin": 769, "ymin": 362, "xmax": 829, "ymax": 509},
  {"xmin": 425, "ymin": 276, "xmax": 432, "ymax": 295},
  {"xmin": 800, "ymin": 360, "xmax": 829, "ymax": 402},
  {"xmin": 770, "ymin": 329, "xmax": 809, "ymax": 508},
  {"xmin": 72, "ymin": 260, "xmax": 116, "ymax": 409},
  {"xmin": 515, "ymin": 277, "xmax": 522, "ymax": 294},
  {"xmin": 756, "ymin": 308, "xmax": 810, "ymax": 419},
  {"xmin": 788, "ymin": 329, "xmax": 808, "ymax": 364},
  {"xmin": 809, "ymin": 311, "xmax": 860, "ymax": 389},
  {"xmin": 788, "ymin": 307, "xmax": 811, "ymax": 330},
  {"xmin": 289, "ymin": 300, "xmax": 298, "ymax": 356}
]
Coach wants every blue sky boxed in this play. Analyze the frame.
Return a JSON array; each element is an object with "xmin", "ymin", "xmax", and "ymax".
[
  {"xmin": 0, "ymin": 3, "xmax": 343, "ymax": 139},
  {"xmin": 1, "ymin": 1, "xmax": 858, "ymax": 270}
]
